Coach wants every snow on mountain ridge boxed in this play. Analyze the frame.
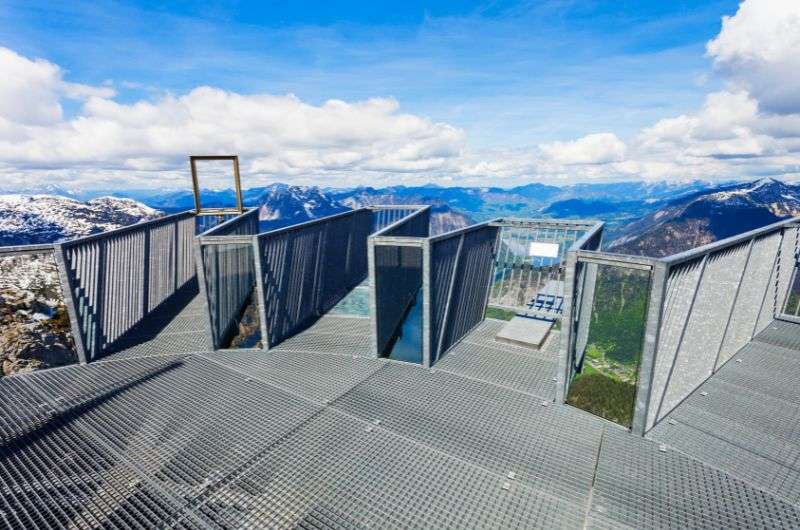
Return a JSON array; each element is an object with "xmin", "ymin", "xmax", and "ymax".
[{"xmin": 0, "ymin": 194, "xmax": 163, "ymax": 246}]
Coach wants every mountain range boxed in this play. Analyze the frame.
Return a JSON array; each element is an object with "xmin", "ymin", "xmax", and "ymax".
[
  {"xmin": 0, "ymin": 195, "xmax": 162, "ymax": 246},
  {"xmin": 607, "ymin": 178, "xmax": 800, "ymax": 256},
  {"xmin": 1, "ymin": 177, "xmax": 798, "ymax": 258}
]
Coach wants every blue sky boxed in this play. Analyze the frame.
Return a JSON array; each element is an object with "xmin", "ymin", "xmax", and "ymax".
[
  {"xmin": 1, "ymin": 0, "xmax": 737, "ymax": 146},
  {"xmin": 0, "ymin": 0, "xmax": 797, "ymax": 189}
]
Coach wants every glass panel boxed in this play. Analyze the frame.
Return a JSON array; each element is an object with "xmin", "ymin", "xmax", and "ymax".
[
  {"xmin": 489, "ymin": 225, "xmax": 584, "ymax": 314},
  {"xmin": 783, "ymin": 265, "xmax": 800, "ymax": 317},
  {"xmin": 329, "ymin": 281, "xmax": 371, "ymax": 317},
  {"xmin": 375, "ymin": 245, "xmax": 423, "ymax": 363},
  {"xmin": 0, "ymin": 252, "xmax": 78, "ymax": 377},
  {"xmin": 566, "ymin": 263, "xmax": 651, "ymax": 428},
  {"xmin": 202, "ymin": 242, "xmax": 260, "ymax": 349}
]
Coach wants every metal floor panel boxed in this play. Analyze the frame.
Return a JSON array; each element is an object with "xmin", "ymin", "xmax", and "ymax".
[
  {"xmin": 177, "ymin": 409, "xmax": 586, "ymax": 530},
  {"xmin": 0, "ymin": 373, "xmax": 185, "ymax": 529},
  {"xmin": 274, "ymin": 330, "xmax": 373, "ymax": 357},
  {"xmin": 331, "ymin": 362, "xmax": 604, "ymax": 506},
  {"xmin": 102, "ymin": 332, "xmax": 212, "ymax": 361},
  {"xmin": 100, "ymin": 291, "xmax": 212, "ymax": 361},
  {"xmin": 755, "ymin": 320, "xmax": 800, "ymax": 351},
  {"xmin": 301, "ymin": 315, "xmax": 372, "ymax": 337},
  {"xmin": 647, "ymin": 320, "xmax": 800, "ymax": 508},
  {"xmin": 200, "ymin": 349, "xmax": 387, "ymax": 404},
  {"xmin": 590, "ymin": 428, "xmax": 800, "ymax": 529},
  {"xmin": 24, "ymin": 355, "xmax": 322, "ymax": 506},
  {"xmin": 434, "ymin": 335, "xmax": 558, "ymax": 400},
  {"xmin": 3, "ymin": 304, "xmax": 800, "ymax": 528}
]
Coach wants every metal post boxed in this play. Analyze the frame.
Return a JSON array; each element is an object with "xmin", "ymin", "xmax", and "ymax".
[
  {"xmin": 632, "ymin": 261, "xmax": 668, "ymax": 436},
  {"xmin": 422, "ymin": 238, "xmax": 433, "ymax": 368},
  {"xmin": 368, "ymin": 237, "xmax": 379, "ymax": 357},
  {"xmin": 435, "ymin": 233, "xmax": 465, "ymax": 364},
  {"xmin": 555, "ymin": 249, "xmax": 577, "ymax": 403},
  {"xmin": 52, "ymin": 244, "xmax": 89, "ymax": 365},
  {"xmin": 252, "ymin": 235, "xmax": 270, "ymax": 350}
]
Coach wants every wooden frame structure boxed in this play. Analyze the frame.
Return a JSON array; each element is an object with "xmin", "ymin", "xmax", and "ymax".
[{"xmin": 189, "ymin": 155, "xmax": 244, "ymax": 216}]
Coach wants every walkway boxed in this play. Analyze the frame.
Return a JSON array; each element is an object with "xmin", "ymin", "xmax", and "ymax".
[{"xmin": 1, "ymin": 310, "xmax": 799, "ymax": 528}]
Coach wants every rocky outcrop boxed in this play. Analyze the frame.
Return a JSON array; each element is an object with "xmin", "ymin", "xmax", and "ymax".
[{"xmin": 0, "ymin": 255, "xmax": 76, "ymax": 377}]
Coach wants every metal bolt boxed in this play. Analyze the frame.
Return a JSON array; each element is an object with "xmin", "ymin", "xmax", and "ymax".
[
  {"xmin": 501, "ymin": 482, "xmax": 511, "ymax": 491},
  {"xmin": 659, "ymin": 444, "xmax": 667, "ymax": 453},
  {"xmin": 735, "ymin": 359, "xmax": 743, "ymax": 363},
  {"xmin": 700, "ymin": 391, "xmax": 709, "ymax": 396}
]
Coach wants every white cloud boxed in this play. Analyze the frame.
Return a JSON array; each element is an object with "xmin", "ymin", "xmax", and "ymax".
[
  {"xmin": 539, "ymin": 133, "xmax": 627, "ymax": 165},
  {"xmin": 3, "ymin": 0, "xmax": 800, "ymax": 193},
  {"xmin": 707, "ymin": 0, "xmax": 800, "ymax": 114},
  {"xmin": 0, "ymin": 47, "xmax": 466, "ymax": 188}
]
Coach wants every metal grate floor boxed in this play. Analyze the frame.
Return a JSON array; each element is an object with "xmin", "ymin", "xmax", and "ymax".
[
  {"xmin": 648, "ymin": 320, "xmax": 800, "ymax": 507},
  {"xmin": 2, "ymin": 310, "xmax": 799, "ymax": 528},
  {"xmin": 434, "ymin": 319, "xmax": 560, "ymax": 400}
]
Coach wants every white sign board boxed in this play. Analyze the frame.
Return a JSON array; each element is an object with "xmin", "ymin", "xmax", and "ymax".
[{"xmin": 528, "ymin": 242, "xmax": 559, "ymax": 258}]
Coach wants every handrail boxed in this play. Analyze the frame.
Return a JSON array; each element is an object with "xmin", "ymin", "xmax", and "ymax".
[
  {"xmin": 661, "ymin": 216, "xmax": 800, "ymax": 266},
  {"xmin": 491, "ymin": 217, "xmax": 600, "ymax": 230},
  {"xmin": 59, "ymin": 210, "xmax": 195, "ymax": 247},
  {"xmin": 371, "ymin": 206, "xmax": 430, "ymax": 238},
  {"xmin": 0, "ymin": 243, "xmax": 56, "ymax": 256},
  {"xmin": 255, "ymin": 208, "xmax": 370, "ymax": 239},
  {"xmin": 197, "ymin": 207, "xmax": 259, "ymax": 238}
]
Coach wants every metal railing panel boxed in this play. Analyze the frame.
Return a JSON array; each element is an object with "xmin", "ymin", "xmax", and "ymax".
[
  {"xmin": 257, "ymin": 209, "xmax": 372, "ymax": 348},
  {"xmin": 426, "ymin": 235, "xmax": 460, "ymax": 363},
  {"xmin": 370, "ymin": 205, "xmax": 429, "ymax": 235},
  {"xmin": 57, "ymin": 211, "xmax": 197, "ymax": 361},
  {"xmin": 198, "ymin": 208, "xmax": 260, "ymax": 238},
  {"xmin": 429, "ymin": 224, "xmax": 500, "ymax": 362},
  {"xmin": 199, "ymin": 241, "xmax": 256, "ymax": 349},
  {"xmin": 775, "ymin": 226, "xmax": 799, "ymax": 320},
  {"xmin": 716, "ymin": 233, "xmax": 782, "ymax": 368},
  {"xmin": 372, "ymin": 207, "xmax": 430, "ymax": 238},
  {"xmin": 643, "ymin": 258, "xmax": 704, "ymax": 430},
  {"xmin": 652, "ymin": 242, "xmax": 751, "ymax": 426},
  {"xmin": 487, "ymin": 220, "xmax": 602, "ymax": 316}
]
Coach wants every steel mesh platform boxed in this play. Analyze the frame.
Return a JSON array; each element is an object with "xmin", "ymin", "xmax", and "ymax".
[
  {"xmin": 2, "ymin": 310, "xmax": 799, "ymax": 528},
  {"xmin": 648, "ymin": 320, "xmax": 800, "ymax": 507}
]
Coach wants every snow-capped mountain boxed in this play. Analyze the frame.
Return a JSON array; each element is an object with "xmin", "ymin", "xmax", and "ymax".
[
  {"xmin": 337, "ymin": 190, "xmax": 473, "ymax": 234},
  {"xmin": 608, "ymin": 178, "xmax": 800, "ymax": 257},
  {"xmin": 257, "ymin": 184, "xmax": 350, "ymax": 228},
  {"xmin": 0, "ymin": 195, "xmax": 162, "ymax": 246}
]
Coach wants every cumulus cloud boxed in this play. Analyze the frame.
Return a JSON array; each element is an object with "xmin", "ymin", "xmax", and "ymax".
[
  {"xmin": 707, "ymin": 0, "xmax": 800, "ymax": 115},
  {"xmin": 539, "ymin": 133, "xmax": 627, "ymax": 165},
  {"xmin": 2, "ymin": 0, "xmax": 800, "ymax": 190},
  {"xmin": 0, "ymin": 47, "xmax": 465, "ymax": 188}
]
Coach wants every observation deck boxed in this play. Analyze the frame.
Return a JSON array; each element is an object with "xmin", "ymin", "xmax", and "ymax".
[{"xmin": 0, "ymin": 205, "xmax": 798, "ymax": 529}]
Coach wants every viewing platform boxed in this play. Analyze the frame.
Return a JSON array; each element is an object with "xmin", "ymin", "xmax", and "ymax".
[{"xmin": 0, "ymin": 201, "xmax": 798, "ymax": 528}]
